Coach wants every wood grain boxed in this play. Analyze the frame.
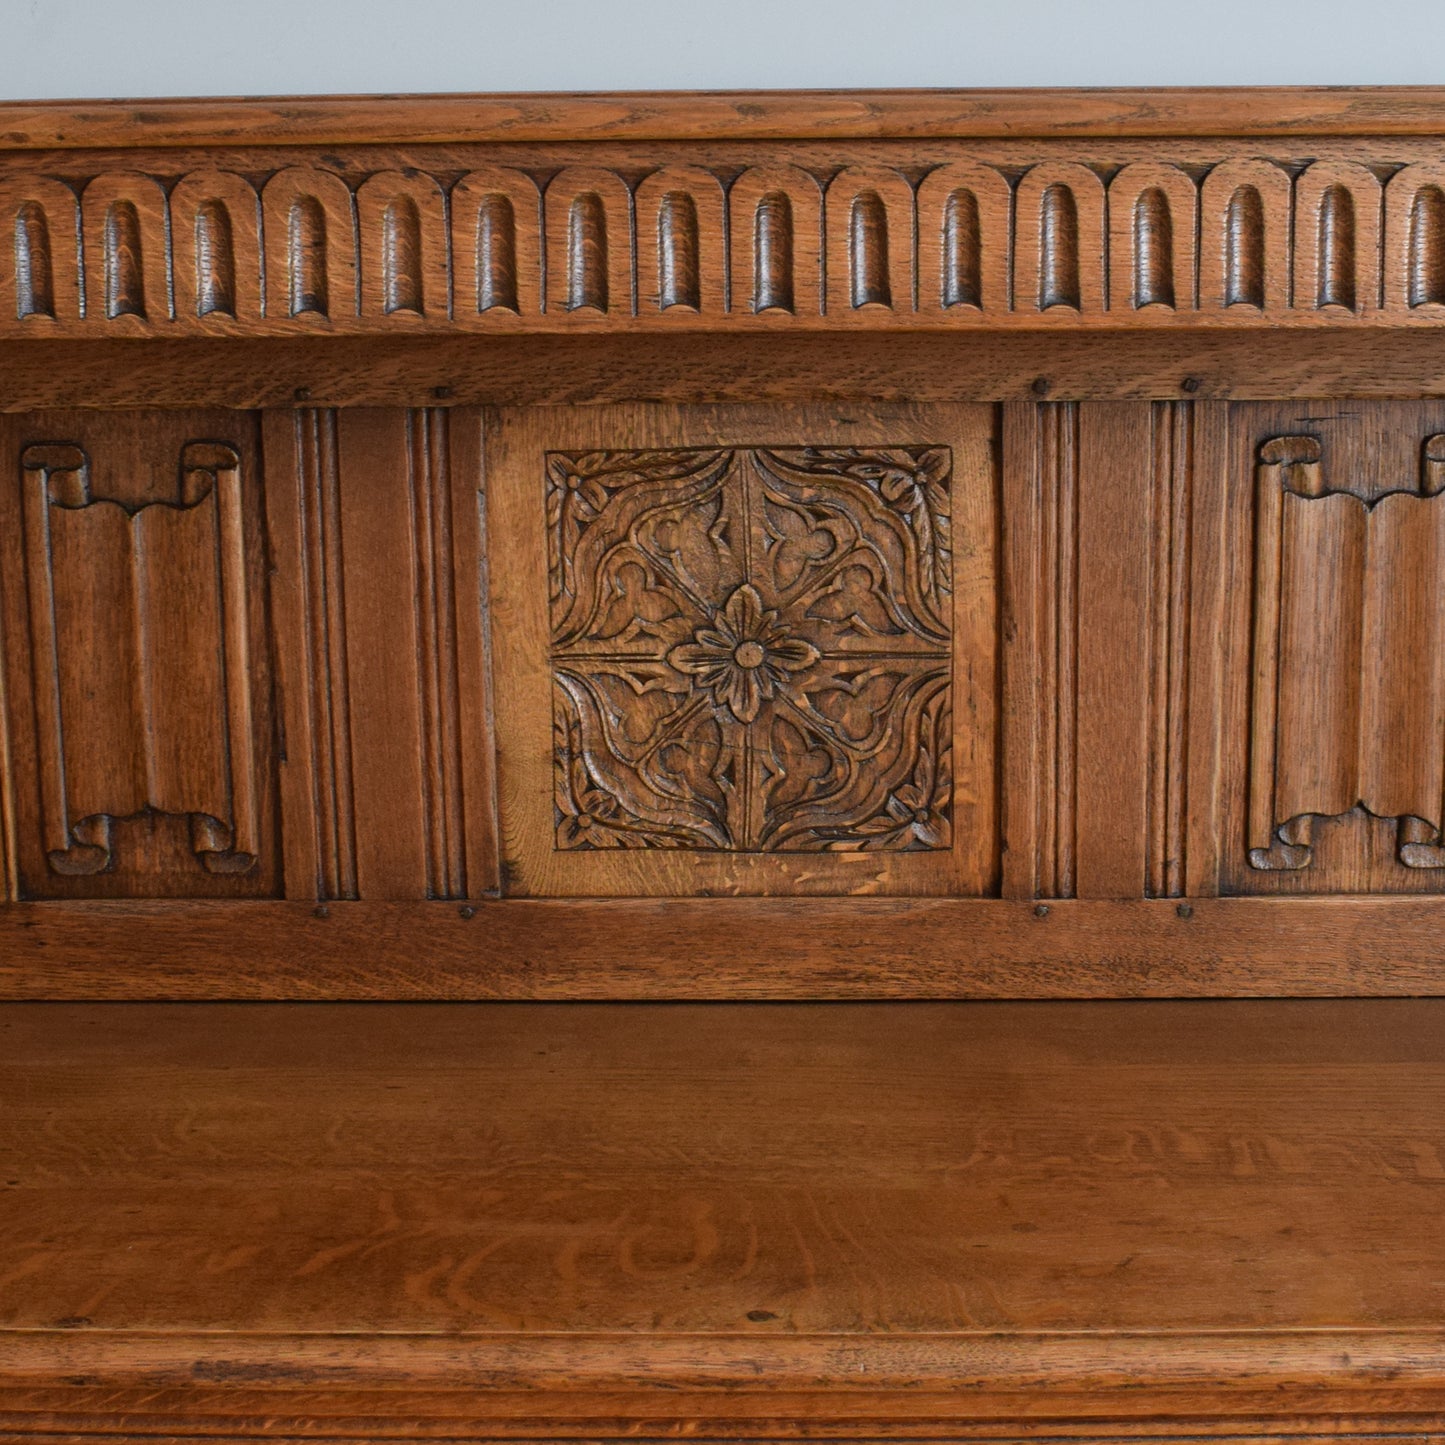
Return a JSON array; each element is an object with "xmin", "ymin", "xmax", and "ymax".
[
  {"xmin": 2, "ymin": 997, "xmax": 1444, "ymax": 1434},
  {"xmin": 0, "ymin": 411, "xmax": 277, "ymax": 900},
  {"xmin": 487, "ymin": 402, "xmax": 997, "ymax": 898},
  {"xmin": 12, "ymin": 333, "xmax": 1445, "ymax": 411},
  {"xmin": 1, "ymin": 895, "xmax": 1444, "ymax": 997},
  {"xmin": 7, "ymin": 87, "xmax": 1445, "ymax": 147},
  {"xmin": 9, "ymin": 135, "xmax": 1445, "ymax": 334},
  {"xmin": 1218, "ymin": 402, "xmax": 1445, "ymax": 895},
  {"xmin": 7, "ymin": 87, "xmax": 1445, "ymax": 1443}
]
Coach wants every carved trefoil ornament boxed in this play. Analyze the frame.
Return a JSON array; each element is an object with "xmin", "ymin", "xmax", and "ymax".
[
  {"xmin": 1249, "ymin": 433, "xmax": 1445, "ymax": 871},
  {"xmin": 547, "ymin": 446, "xmax": 953, "ymax": 851},
  {"xmin": 21, "ymin": 440, "xmax": 260, "ymax": 876}
]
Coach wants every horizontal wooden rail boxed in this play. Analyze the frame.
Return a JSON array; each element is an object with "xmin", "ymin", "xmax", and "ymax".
[
  {"xmin": 4, "ymin": 896, "xmax": 1444, "ymax": 998},
  {"xmin": 6, "ymin": 86, "xmax": 1445, "ymax": 147}
]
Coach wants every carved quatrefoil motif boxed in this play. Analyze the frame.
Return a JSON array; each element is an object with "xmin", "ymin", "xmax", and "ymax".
[{"xmin": 547, "ymin": 445, "xmax": 953, "ymax": 852}]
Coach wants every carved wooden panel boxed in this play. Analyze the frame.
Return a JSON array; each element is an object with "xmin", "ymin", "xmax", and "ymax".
[
  {"xmin": 9, "ymin": 147, "xmax": 1445, "ymax": 334},
  {"xmin": 489, "ymin": 404, "xmax": 997, "ymax": 897},
  {"xmin": 0, "ymin": 411, "xmax": 277, "ymax": 898},
  {"xmin": 1219, "ymin": 403, "xmax": 1445, "ymax": 895},
  {"xmin": 547, "ymin": 446, "xmax": 952, "ymax": 853}
]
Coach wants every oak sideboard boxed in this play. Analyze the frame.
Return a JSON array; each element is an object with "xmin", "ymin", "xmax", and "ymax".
[{"xmin": 1, "ymin": 87, "xmax": 1443, "ymax": 1445}]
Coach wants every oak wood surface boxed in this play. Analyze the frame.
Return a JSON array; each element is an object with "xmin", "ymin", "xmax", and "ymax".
[
  {"xmin": 487, "ymin": 403, "xmax": 994, "ymax": 895},
  {"xmin": 10, "ymin": 115, "xmax": 1445, "ymax": 338},
  {"xmin": 5, "ymin": 87, "xmax": 1445, "ymax": 148},
  {"xmin": 14, "ymin": 334, "xmax": 1445, "ymax": 412},
  {"xmin": 3, "ymin": 896, "xmax": 1445, "ymax": 998},
  {"xmin": 2, "ymin": 997, "xmax": 1444, "ymax": 1436}
]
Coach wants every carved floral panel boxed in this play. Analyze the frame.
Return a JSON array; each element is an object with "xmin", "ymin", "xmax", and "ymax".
[{"xmin": 547, "ymin": 446, "xmax": 952, "ymax": 852}]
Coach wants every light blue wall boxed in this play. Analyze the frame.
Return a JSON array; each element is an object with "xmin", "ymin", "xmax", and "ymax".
[{"xmin": 1, "ymin": 0, "xmax": 1443, "ymax": 98}]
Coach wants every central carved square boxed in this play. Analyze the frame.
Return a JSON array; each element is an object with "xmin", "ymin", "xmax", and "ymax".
[{"xmin": 547, "ymin": 446, "xmax": 953, "ymax": 852}]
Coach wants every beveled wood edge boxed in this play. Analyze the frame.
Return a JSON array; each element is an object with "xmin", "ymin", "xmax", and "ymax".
[
  {"xmin": 4, "ymin": 896, "xmax": 1444, "ymax": 998},
  {"xmin": 3, "ymin": 1327, "xmax": 1443, "ymax": 1395},
  {"xmin": 4, "ymin": 87, "xmax": 1445, "ymax": 148}
]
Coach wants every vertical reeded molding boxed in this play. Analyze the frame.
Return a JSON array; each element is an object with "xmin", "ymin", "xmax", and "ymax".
[
  {"xmin": 14, "ymin": 201, "xmax": 54, "ymax": 318},
  {"xmin": 1409, "ymin": 185, "xmax": 1445, "ymax": 307},
  {"xmin": 566, "ymin": 193, "xmax": 608, "ymax": 312},
  {"xmin": 753, "ymin": 191, "xmax": 795, "ymax": 313},
  {"xmin": 657, "ymin": 191, "xmax": 701, "ymax": 311},
  {"xmin": 848, "ymin": 191, "xmax": 891, "ymax": 308},
  {"xmin": 296, "ymin": 409, "xmax": 357, "ymax": 899},
  {"xmin": 941, "ymin": 189, "xmax": 981, "ymax": 308},
  {"xmin": 288, "ymin": 196, "xmax": 329, "ymax": 317},
  {"xmin": 193, "ymin": 200, "xmax": 236, "ymax": 317},
  {"xmin": 476, "ymin": 194, "xmax": 519, "ymax": 312},
  {"xmin": 1037, "ymin": 402, "xmax": 1080, "ymax": 897},
  {"xmin": 381, "ymin": 197, "xmax": 424, "ymax": 315},
  {"xmin": 1317, "ymin": 184, "xmax": 1357, "ymax": 310},
  {"xmin": 1146, "ymin": 401, "xmax": 1193, "ymax": 897},
  {"xmin": 1225, "ymin": 186, "xmax": 1266, "ymax": 308},
  {"xmin": 1133, "ymin": 188, "xmax": 1175, "ymax": 308},
  {"xmin": 103, "ymin": 200, "xmax": 145, "ymax": 319},
  {"xmin": 1038, "ymin": 184, "xmax": 1080, "ymax": 310},
  {"xmin": 408, "ymin": 409, "xmax": 466, "ymax": 899}
]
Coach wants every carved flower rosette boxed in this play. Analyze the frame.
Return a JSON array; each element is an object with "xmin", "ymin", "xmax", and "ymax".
[{"xmin": 547, "ymin": 445, "xmax": 953, "ymax": 853}]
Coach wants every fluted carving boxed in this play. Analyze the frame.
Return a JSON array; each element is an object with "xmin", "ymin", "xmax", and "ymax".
[
  {"xmin": 80, "ymin": 174, "xmax": 168, "ymax": 323},
  {"xmin": 262, "ymin": 168, "xmax": 357, "ymax": 322},
  {"xmin": 1015, "ymin": 164, "xmax": 1105, "ymax": 313},
  {"xmin": 1200, "ymin": 160, "xmax": 1290, "ymax": 312},
  {"xmin": 545, "ymin": 168, "xmax": 631, "ymax": 316},
  {"xmin": 826, "ymin": 167, "xmax": 912, "ymax": 315},
  {"xmin": 730, "ymin": 165, "xmax": 821, "ymax": 317},
  {"xmin": 357, "ymin": 172, "xmax": 447, "ymax": 320},
  {"xmin": 452, "ymin": 167, "xmax": 540, "ymax": 318},
  {"xmin": 636, "ymin": 167, "xmax": 725, "ymax": 316},
  {"xmin": 170, "ymin": 170, "xmax": 261, "ymax": 322},
  {"xmin": 1296, "ymin": 162, "xmax": 1381, "ymax": 316},
  {"xmin": 917, "ymin": 162, "xmax": 1010, "ymax": 314},
  {"xmin": 0, "ymin": 152, "xmax": 1441, "ymax": 331}
]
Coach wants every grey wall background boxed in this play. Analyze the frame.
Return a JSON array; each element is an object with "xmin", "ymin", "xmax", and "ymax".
[{"xmin": 1, "ymin": 0, "xmax": 1443, "ymax": 98}]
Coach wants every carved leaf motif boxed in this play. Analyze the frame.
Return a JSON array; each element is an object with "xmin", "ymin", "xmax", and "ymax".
[{"xmin": 548, "ymin": 445, "xmax": 954, "ymax": 852}]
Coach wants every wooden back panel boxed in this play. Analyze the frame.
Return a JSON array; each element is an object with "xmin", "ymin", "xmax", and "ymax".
[{"xmin": 3, "ymin": 89, "xmax": 1445, "ymax": 997}]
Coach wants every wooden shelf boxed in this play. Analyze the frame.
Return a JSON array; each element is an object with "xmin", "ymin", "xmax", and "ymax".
[{"xmin": 3, "ymin": 998, "xmax": 1444, "ymax": 1439}]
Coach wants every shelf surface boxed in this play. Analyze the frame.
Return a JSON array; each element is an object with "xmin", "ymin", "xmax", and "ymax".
[{"xmin": 3, "ymin": 998, "xmax": 1445, "ymax": 1438}]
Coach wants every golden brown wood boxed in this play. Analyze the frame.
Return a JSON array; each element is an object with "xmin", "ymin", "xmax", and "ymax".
[
  {"xmin": 0, "ymin": 92, "xmax": 1442, "ymax": 985},
  {"xmin": 1213, "ymin": 401, "xmax": 1445, "ymax": 894},
  {"xmin": 2, "ymin": 896, "xmax": 1445, "ymax": 998},
  {"xmin": 8, "ymin": 86, "xmax": 1445, "ymax": 1445},
  {"xmin": 486, "ymin": 402, "xmax": 996, "ymax": 898},
  {"xmin": 0, "ymin": 410, "xmax": 277, "ymax": 900},
  {"xmin": 9, "ymin": 97, "xmax": 1445, "ymax": 336},
  {"xmin": 2, "ymin": 998, "xmax": 1444, "ymax": 1436},
  {"xmin": 13, "ymin": 332, "xmax": 1445, "ymax": 411},
  {"xmin": 8, "ymin": 87, "xmax": 1445, "ymax": 148}
]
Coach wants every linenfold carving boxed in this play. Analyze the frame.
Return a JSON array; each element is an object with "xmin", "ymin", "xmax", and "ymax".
[
  {"xmin": 547, "ymin": 446, "xmax": 953, "ymax": 852},
  {"xmin": 21, "ymin": 440, "xmax": 260, "ymax": 876},
  {"xmin": 1249, "ymin": 433, "xmax": 1445, "ymax": 871}
]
